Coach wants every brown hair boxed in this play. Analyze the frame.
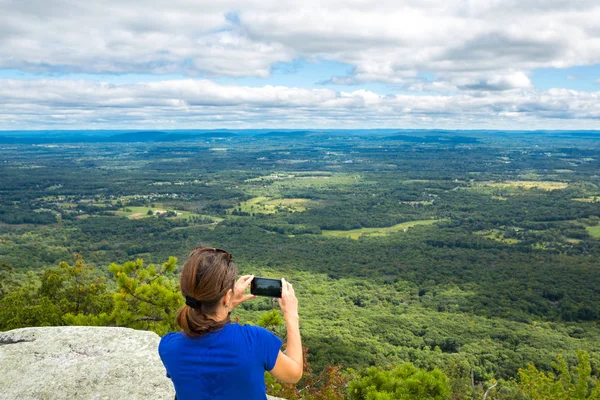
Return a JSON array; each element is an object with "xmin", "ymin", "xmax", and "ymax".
[{"xmin": 176, "ymin": 247, "xmax": 237, "ymax": 336}]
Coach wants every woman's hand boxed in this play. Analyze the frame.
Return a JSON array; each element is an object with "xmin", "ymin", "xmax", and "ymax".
[
  {"xmin": 277, "ymin": 278, "xmax": 299, "ymax": 322},
  {"xmin": 230, "ymin": 275, "xmax": 256, "ymax": 308}
]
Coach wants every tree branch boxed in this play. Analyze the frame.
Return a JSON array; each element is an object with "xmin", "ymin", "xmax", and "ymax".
[
  {"xmin": 483, "ymin": 382, "xmax": 498, "ymax": 400},
  {"xmin": 134, "ymin": 316, "xmax": 164, "ymax": 322},
  {"xmin": 123, "ymin": 287, "xmax": 161, "ymax": 307}
]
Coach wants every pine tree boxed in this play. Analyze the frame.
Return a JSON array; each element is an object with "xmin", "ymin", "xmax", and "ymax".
[{"xmin": 108, "ymin": 256, "xmax": 182, "ymax": 335}]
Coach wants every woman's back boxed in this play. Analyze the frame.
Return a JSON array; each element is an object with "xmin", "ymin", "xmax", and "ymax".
[{"xmin": 159, "ymin": 323, "xmax": 282, "ymax": 400}]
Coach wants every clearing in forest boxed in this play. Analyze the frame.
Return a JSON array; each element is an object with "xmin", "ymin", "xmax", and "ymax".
[
  {"xmin": 587, "ymin": 225, "xmax": 600, "ymax": 239},
  {"xmin": 480, "ymin": 181, "xmax": 568, "ymax": 190},
  {"xmin": 474, "ymin": 229, "xmax": 520, "ymax": 244},
  {"xmin": 322, "ymin": 219, "xmax": 445, "ymax": 240},
  {"xmin": 572, "ymin": 196, "xmax": 600, "ymax": 203},
  {"xmin": 246, "ymin": 172, "xmax": 361, "ymax": 188},
  {"xmin": 230, "ymin": 197, "xmax": 315, "ymax": 214},
  {"xmin": 114, "ymin": 206, "xmax": 221, "ymax": 221},
  {"xmin": 243, "ymin": 173, "xmax": 367, "ymax": 199},
  {"xmin": 467, "ymin": 181, "xmax": 569, "ymax": 195}
]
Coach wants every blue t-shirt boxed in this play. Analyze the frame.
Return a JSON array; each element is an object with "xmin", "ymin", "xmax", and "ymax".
[{"xmin": 158, "ymin": 323, "xmax": 282, "ymax": 400}]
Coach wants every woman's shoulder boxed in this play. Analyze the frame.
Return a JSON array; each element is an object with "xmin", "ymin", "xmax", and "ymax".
[
  {"xmin": 237, "ymin": 323, "xmax": 271, "ymax": 336},
  {"xmin": 158, "ymin": 331, "xmax": 182, "ymax": 359},
  {"xmin": 235, "ymin": 324, "xmax": 280, "ymax": 346},
  {"xmin": 158, "ymin": 331, "xmax": 181, "ymax": 349}
]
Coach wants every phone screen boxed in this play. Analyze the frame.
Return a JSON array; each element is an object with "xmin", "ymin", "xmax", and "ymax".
[{"xmin": 251, "ymin": 277, "xmax": 282, "ymax": 298}]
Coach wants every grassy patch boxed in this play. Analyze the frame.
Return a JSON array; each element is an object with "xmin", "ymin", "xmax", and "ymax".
[
  {"xmin": 402, "ymin": 179, "xmax": 431, "ymax": 184},
  {"xmin": 56, "ymin": 202, "xmax": 77, "ymax": 209},
  {"xmin": 322, "ymin": 219, "xmax": 445, "ymax": 240},
  {"xmin": 230, "ymin": 197, "xmax": 316, "ymax": 214},
  {"xmin": 587, "ymin": 225, "xmax": 600, "ymax": 239},
  {"xmin": 474, "ymin": 229, "xmax": 521, "ymax": 244},
  {"xmin": 250, "ymin": 173, "xmax": 361, "ymax": 188},
  {"xmin": 479, "ymin": 181, "xmax": 568, "ymax": 191},
  {"xmin": 572, "ymin": 196, "xmax": 600, "ymax": 203},
  {"xmin": 242, "ymin": 173, "xmax": 368, "ymax": 198},
  {"xmin": 245, "ymin": 173, "xmax": 298, "ymax": 182},
  {"xmin": 114, "ymin": 206, "xmax": 222, "ymax": 221},
  {"xmin": 467, "ymin": 181, "xmax": 569, "ymax": 196}
]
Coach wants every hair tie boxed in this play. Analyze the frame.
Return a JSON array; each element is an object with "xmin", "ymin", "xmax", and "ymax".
[{"xmin": 185, "ymin": 296, "xmax": 201, "ymax": 309}]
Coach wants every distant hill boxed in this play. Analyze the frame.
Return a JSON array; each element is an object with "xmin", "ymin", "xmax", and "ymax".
[
  {"xmin": 0, "ymin": 130, "xmax": 237, "ymax": 144},
  {"xmin": 194, "ymin": 131, "xmax": 238, "ymax": 138},
  {"xmin": 106, "ymin": 131, "xmax": 172, "ymax": 142},
  {"xmin": 254, "ymin": 130, "xmax": 313, "ymax": 138},
  {"xmin": 385, "ymin": 134, "xmax": 480, "ymax": 144}
]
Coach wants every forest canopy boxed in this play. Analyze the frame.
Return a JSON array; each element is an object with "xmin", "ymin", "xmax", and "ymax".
[{"xmin": 1, "ymin": 129, "xmax": 600, "ymax": 399}]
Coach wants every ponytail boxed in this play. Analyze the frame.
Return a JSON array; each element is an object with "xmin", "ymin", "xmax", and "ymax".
[
  {"xmin": 176, "ymin": 247, "xmax": 237, "ymax": 336},
  {"xmin": 176, "ymin": 304, "xmax": 230, "ymax": 336}
]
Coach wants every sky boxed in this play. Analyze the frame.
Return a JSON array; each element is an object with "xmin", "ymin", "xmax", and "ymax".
[{"xmin": 1, "ymin": 0, "xmax": 600, "ymax": 130}]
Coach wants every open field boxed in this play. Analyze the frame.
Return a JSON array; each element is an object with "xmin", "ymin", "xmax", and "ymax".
[
  {"xmin": 230, "ymin": 197, "xmax": 316, "ymax": 214},
  {"xmin": 113, "ymin": 206, "xmax": 222, "ymax": 221},
  {"xmin": 474, "ymin": 229, "xmax": 520, "ymax": 244},
  {"xmin": 573, "ymin": 196, "xmax": 600, "ymax": 203},
  {"xmin": 243, "ymin": 173, "xmax": 368, "ymax": 198},
  {"xmin": 252, "ymin": 173, "xmax": 363, "ymax": 189},
  {"xmin": 474, "ymin": 181, "xmax": 569, "ymax": 191},
  {"xmin": 587, "ymin": 225, "xmax": 600, "ymax": 239},
  {"xmin": 322, "ymin": 219, "xmax": 445, "ymax": 240},
  {"xmin": 245, "ymin": 173, "xmax": 298, "ymax": 182}
]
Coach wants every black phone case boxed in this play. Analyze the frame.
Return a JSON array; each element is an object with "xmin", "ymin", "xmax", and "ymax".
[{"xmin": 251, "ymin": 277, "xmax": 282, "ymax": 298}]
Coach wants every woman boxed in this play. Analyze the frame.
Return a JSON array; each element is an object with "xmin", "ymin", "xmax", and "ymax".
[{"xmin": 159, "ymin": 247, "xmax": 303, "ymax": 400}]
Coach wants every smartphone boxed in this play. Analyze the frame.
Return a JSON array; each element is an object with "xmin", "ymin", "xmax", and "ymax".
[{"xmin": 251, "ymin": 277, "xmax": 282, "ymax": 298}]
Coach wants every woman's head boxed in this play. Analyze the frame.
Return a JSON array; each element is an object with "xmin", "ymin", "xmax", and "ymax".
[{"xmin": 176, "ymin": 246, "xmax": 238, "ymax": 336}]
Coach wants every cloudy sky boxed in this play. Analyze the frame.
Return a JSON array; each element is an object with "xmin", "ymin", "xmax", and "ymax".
[{"xmin": 1, "ymin": 0, "xmax": 600, "ymax": 130}]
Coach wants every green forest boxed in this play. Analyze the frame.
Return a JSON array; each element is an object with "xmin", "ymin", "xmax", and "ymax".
[{"xmin": 1, "ymin": 129, "xmax": 600, "ymax": 399}]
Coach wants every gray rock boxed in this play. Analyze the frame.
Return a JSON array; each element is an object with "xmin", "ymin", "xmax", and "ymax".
[
  {"xmin": 0, "ymin": 326, "xmax": 285, "ymax": 400},
  {"xmin": 0, "ymin": 326, "xmax": 174, "ymax": 400}
]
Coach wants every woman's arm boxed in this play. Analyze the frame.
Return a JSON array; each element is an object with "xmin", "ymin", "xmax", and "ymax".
[{"xmin": 269, "ymin": 278, "xmax": 303, "ymax": 383}]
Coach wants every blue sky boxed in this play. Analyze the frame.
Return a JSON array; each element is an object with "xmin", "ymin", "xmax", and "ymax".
[
  {"xmin": 0, "ymin": 60, "xmax": 396, "ymax": 94},
  {"xmin": 530, "ymin": 66, "xmax": 600, "ymax": 92},
  {"xmin": 2, "ymin": 61, "xmax": 597, "ymax": 93},
  {"xmin": 1, "ymin": 0, "xmax": 599, "ymax": 130}
]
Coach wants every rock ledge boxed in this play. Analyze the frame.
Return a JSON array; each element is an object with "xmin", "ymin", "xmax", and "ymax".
[{"xmin": 0, "ymin": 326, "xmax": 173, "ymax": 400}]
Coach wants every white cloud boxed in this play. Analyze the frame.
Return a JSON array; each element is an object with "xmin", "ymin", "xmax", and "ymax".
[
  {"xmin": 1, "ymin": 0, "xmax": 600, "ymax": 89},
  {"xmin": 0, "ymin": 0, "xmax": 293, "ymax": 77},
  {"xmin": 2, "ymin": 0, "xmax": 600, "ymax": 129},
  {"xmin": 453, "ymin": 71, "xmax": 533, "ymax": 91},
  {"xmin": 0, "ymin": 78, "xmax": 599, "ymax": 129}
]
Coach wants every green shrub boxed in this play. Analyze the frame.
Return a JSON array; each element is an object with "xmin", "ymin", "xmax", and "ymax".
[{"xmin": 348, "ymin": 362, "xmax": 451, "ymax": 400}]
